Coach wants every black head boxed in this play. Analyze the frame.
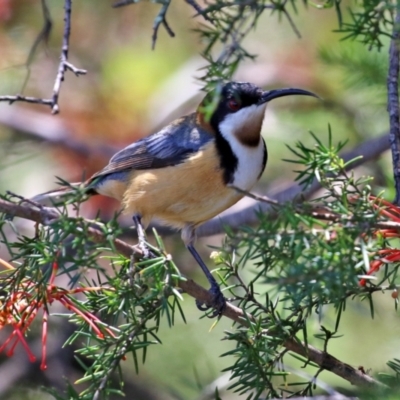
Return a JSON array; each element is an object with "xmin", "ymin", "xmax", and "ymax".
[
  {"xmin": 201, "ymin": 81, "xmax": 317, "ymax": 133},
  {"xmin": 206, "ymin": 82, "xmax": 263, "ymax": 131}
]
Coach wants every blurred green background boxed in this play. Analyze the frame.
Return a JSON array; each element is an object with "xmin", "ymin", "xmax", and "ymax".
[{"xmin": 0, "ymin": 1, "xmax": 397, "ymax": 399}]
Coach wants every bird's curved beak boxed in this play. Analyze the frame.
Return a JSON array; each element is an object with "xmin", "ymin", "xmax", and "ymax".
[{"xmin": 259, "ymin": 88, "xmax": 319, "ymax": 104}]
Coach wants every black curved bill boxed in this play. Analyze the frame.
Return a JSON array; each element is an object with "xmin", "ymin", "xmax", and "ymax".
[{"xmin": 259, "ymin": 88, "xmax": 319, "ymax": 104}]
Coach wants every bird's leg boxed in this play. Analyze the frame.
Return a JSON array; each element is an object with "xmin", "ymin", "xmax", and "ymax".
[
  {"xmin": 186, "ymin": 244, "xmax": 226, "ymax": 317},
  {"xmin": 183, "ymin": 225, "xmax": 226, "ymax": 317},
  {"xmin": 133, "ymin": 214, "xmax": 150, "ymax": 259}
]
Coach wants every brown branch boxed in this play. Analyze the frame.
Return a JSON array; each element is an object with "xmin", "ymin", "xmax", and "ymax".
[
  {"xmin": 198, "ymin": 132, "xmax": 390, "ymax": 237},
  {"xmin": 230, "ymin": 185, "xmax": 400, "ymax": 232},
  {"xmin": 388, "ymin": 12, "xmax": 400, "ymax": 204},
  {"xmin": 0, "ymin": 198, "xmax": 384, "ymax": 389}
]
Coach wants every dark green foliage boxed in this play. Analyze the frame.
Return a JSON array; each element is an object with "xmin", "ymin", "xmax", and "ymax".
[
  {"xmin": 0, "ymin": 190, "xmax": 185, "ymax": 399},
  {"xmin": 1, "ymin": 131, "xmax": 400, "ymax": 398},
  {"xmin": 1, "ymin": 0, "xmax": 400, "ymax": 398},
  {"xmin": 206, "ymin": 130, "xmax": 400, "ymax": 397},
  {"xmin": 137, "ymin": 0, "xmax": 397, "ymax": 89}
]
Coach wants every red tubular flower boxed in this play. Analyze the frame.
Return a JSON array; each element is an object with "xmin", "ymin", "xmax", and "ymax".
[
  {"xmin": 0, "ymin": 293, "xmax": 38, "ymax": 362},
  {"xmin": 41, "ymin": 309, "xmax": 48, "ymax": 370},
  {"xmin": 359, "ymin": 196, "xmax": 400, "ymax": 286},
  {"xmin": 0, "ymin": 258, "xmax": 115, "ymax": 367}
]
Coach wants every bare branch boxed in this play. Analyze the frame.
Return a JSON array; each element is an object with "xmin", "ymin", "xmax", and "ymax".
[
  {"xmin": 151, "ymin": 1, "xmax": 175, "ymax": 50},
  {"xmin": 64, "ymin": 61, "xmax": 86, "ymax": 76},
  {"xmin": 0, "ymin": 0, "xmax": 86, "ymax": 114},
  {"xmin": 388, "ymin": 12, "xmax": 400, "ymax": 204},
  {"xmin": 0, "ymin": 197, "xmax": 385, "ymax": 389},
  {"xmin": 198, "ymin": 132, "xmax": 390, "ymax": 237},
  {"xmin": 281, "ymin": 8, "xmax": 301, "ymax": 38},
  {"xmin": 0, "ymin": 95, "xmax": 53, "ymax": 106},
  {"xmin": 113, "ymin": 0, "xmax": 175, "ymax": 49},
  {"xmin": 231, "ymin": 185, "xmax": 400, "ymax": 233},
  {"xmin": 51, "ymin": 0, "xmax": 86, "ymax": 114},
  {"xmin": 184, "ymin": 0, "xmax": 215, "ymax": 23}
]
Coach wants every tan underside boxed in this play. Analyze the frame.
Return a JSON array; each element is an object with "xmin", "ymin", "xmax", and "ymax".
[{"xmin": 97, "ymin": 144, "xmax": 243, "ymax": 229}]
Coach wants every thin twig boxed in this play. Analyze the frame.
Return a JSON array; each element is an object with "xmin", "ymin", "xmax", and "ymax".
[
  {"xmin": 388, "ymin": 10, "xmax": 400, "ymax": 204},
  {"xmin": 184, "ymin": 0, "xmax": 215, "ymax": 23},
  {"xmin": 281, "ymin": 8, "xmax": 301, "ymax": 38},
  {"xmin": 113, "ymin": 0, "xmax": 175, "ymax": 49},
  {"xmin": 151, "ymin": 1, "xmax": 175, "ymax": 50},
  {"xmin": 230, "ymin": 184, "xmax": 400, "ymax": 232},
  {"xmin": 51, "ymin": 0, "xmax": 86, "ymax": 114},
  {"xmin": 92, "ymin": 326, "xmax": 139, "ymax": 400},
  {"xmin": 228, "ymin": 185, "xmax": 279, "ymax": 205},
  {"xmin": 0, "ymin": 95, "xmax": 53, "ymax": 106},
  {"xmin": 0, "ymin": 197, "xmax": 385, "ymax": 389},
  {"xmin": 0, "ymin": 0, "xmax": 86, "ymax": 113}
]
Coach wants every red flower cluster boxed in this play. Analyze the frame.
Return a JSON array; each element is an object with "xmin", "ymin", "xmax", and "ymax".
[
  {"xmin": 0, "ymin": 259, "xmax": 115, "ymax": 370},
  {"xmin": 359, "ymin": 196, "xmax": 400, "ymax": 286}
]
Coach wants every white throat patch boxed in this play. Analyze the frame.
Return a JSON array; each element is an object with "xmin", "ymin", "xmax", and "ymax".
[{"xmin": 218, "ymin": 104, "xmax": 266, "ymax": 190}]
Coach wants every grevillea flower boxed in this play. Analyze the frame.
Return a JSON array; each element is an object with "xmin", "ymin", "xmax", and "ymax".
[
  {"xmin": 0, "ymin": 291, "xmax": 38, "ymax": 364},
  {"xmin": 359, "ymin": 196, "xmax": 400, "ymax": 286},
  {"xmin": 0, "ymin": 258, "xmax": 115, "ymax": 370}
]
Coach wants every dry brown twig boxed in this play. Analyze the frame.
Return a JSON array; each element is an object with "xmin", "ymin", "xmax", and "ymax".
[
  {"xmin": 113, "ymin": 0, "xmax": 175, "ymax": 49},
  {"xmin": 0, "ymin": 197, "xmax": 385, "ymax": 389},
  {"xmin": 0, "ymin": 0, "xmax": 86, "ymax": 114}
]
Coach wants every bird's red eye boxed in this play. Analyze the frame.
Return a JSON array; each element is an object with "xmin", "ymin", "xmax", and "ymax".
[{"xmin": 228, "ymin": 98, "xmax": 241, "ymax": 111}]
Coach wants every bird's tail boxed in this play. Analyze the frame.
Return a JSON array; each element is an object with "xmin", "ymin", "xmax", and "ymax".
[{"xmin": 31, "ymin": 182, "xmax": 95, "ymax": 206}]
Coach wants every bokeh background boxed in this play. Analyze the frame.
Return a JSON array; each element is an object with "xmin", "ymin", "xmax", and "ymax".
[{"xmin": 0, "ymin": 1, "xmax": 397, "ymax": 399}]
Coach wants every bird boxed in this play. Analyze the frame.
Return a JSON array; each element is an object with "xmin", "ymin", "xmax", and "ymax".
[{"xmin": 33, "ymin": 81, "xmax": 317, "ymax": 316}]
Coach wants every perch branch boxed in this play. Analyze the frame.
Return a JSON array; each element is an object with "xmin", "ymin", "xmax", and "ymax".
[{"xmin": 0, "ymin": 198, "xmax": 384, "ymax": 389}]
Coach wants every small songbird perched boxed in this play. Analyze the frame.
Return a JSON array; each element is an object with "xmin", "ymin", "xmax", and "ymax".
[{"xmin": 33, "ymin": 81, "xmax": 317, "ymax": 316}]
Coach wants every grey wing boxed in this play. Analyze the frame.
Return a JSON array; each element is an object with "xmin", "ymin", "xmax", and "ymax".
[{"xmin": 90, "ymin": 114, "xmax": 213, "ymax": 181}]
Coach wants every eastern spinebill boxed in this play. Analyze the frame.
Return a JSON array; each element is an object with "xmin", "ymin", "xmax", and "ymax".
[{"xmin": 33, "ymin": 81, "xmax": 318, "ymax": 316}]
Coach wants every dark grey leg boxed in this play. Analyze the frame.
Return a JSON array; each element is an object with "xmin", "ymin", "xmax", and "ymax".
[
  {"xmin": 133, "ymin": 214, "xmax": 149, "ymax": 258},
  {"xmin": 186, "ymin": 243, "xmax": 226, "ymax": 317}
]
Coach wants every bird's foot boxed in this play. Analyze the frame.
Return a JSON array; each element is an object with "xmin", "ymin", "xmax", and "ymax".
[{"xmin": 196, "ymin": 283, "xmax": 226, "ymax": 318}]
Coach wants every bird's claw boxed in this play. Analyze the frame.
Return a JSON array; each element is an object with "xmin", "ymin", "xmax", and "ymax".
[{"xmin": 196, "ymin": 284, "xmax": 226, "ymax": 318}]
